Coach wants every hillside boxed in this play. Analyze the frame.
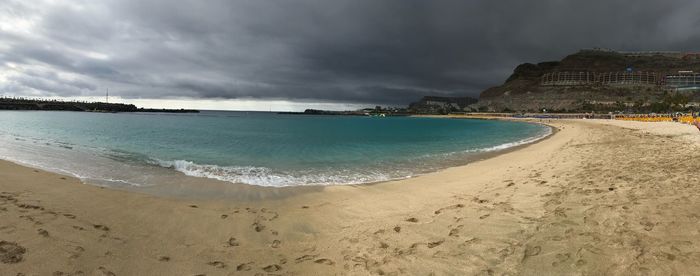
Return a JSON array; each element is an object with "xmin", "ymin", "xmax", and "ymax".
[
  {"xmin": 477, "ymin": 50, "xmax": 700, "ymax": 112},
  {"xmin": 408, "ymin": 96, "xmax": 478, "ymax": 114}
]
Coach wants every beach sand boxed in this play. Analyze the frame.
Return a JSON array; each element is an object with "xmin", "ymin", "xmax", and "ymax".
[{"xmin": 2, "ymin": 119, "xmax": 700, "ymax": 275}]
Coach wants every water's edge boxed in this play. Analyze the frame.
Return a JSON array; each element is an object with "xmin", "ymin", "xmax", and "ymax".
[
  {"xmin": 0, "ymin": 120, "xmax": 555, "ymax": 199},
  {"xmin": 359, "ymin": 121, "xmax": 555, "ymax": 186},
  {"xmin": 0, "ymin": 111, "xmax": 554, "ymax": 192}
]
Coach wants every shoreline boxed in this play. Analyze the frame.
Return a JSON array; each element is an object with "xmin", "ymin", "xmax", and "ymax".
[
  {"xmin": 0, "ymin": 117, "xmax": 554, "ymax": 201},
  {"xmin": 3, "ymin": 119, "xmax": 700, "ymax": 275},
  {"xmin": 137, "ymin": 120, "xmax": 556, "ymax": 200}
]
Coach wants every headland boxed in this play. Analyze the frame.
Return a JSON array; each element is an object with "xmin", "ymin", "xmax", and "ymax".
[{"xmin": 0, "ymin": 97, "xmax": 199, "ymax": 113}]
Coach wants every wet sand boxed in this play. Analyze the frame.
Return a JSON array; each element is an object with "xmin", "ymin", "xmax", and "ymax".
[{"xmin": 2, "ymin": 119, "xmax": 700, "ymax": 275}]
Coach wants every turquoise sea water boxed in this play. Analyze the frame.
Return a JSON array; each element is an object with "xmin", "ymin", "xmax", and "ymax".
[{"xmin": 0, "ymin": 111, "xmax": 550, "ymax": 187}]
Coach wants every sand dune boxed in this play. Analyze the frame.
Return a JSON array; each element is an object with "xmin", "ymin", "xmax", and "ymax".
[{"xmin": 2, "ymin": 119, "xmax": 700, "ymax": 275}]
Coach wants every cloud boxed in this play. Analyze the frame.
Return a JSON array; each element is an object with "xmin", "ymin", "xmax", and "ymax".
[{"xmin": 1, "ymin": 0, "xmax": 699, "ymax": 106}]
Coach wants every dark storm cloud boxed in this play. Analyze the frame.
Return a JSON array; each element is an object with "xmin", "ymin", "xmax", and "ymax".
[{"xmin": 1, "ymin": 0, "xmax": 699, "ymax": 105}]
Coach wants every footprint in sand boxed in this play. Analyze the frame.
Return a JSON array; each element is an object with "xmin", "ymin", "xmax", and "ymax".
[
  {"xmin": 393, "ymin": 226, "xmax": 401, "ymax": 233},
  {"xmin": 17, "ymin": 204, "xmax": 44, "ymax": 210},
  {"xmin": 37, "ymin": 228, "xmax": 49, "ymax": 237},
  {"xmin": 271, "ymin": 240, "xmax": 281, "ymax": 248},
  {"xmin": 434, "ymin": 204, "xmax": 465, "ymax": 215},
  {"xmin": 350, "ymin": 256, "xmax": 367, "ymax": 263},
  {"xmin": 98, "ymin": 266, "xmax": 116, "ymax": 276},
  {"xmin": 448, "ymin": 225, "xmax": 463, "ymax": 237},
  {"xmin": 226, "ymin": 237, "xmax": 240, "ymax": 247},
  {"xmin": 523, "ymin": 245, "xmax": 541, "ymax": 260},
  {"xmin": 314, "ymin": 258, "xmax": 335, "ymax": 265},
  {"xmin": 252, "ymin": 222, "xmax": 266, "ymax": 232},
  {"xmin": 158, "ymin": 256, "xmax": 170, "ymax": 262},
  {"xmin": 0, "ymin": 193, "xmax": 18, "ymax": 203},
  {"xmin": 236, "ymin": 262, "xmax": 253, "ymax": 271},
  {"xmin": 406, "ymin": 218, "xmax": 418, "ymax": 223},
  {"xmin": 93, "ymin": 224, "xmax": 110, "ymax": 231},
  {"xmin": 464, "ymin": 237, "xmax": 481, "ymax": 245},
  {"xmin": 427, "ymin": 240, "xmax": 444, "ymax": 248},
  {"xmin": 262, "ymin": 264, "xmax": 282, "ymax": 272},
  {"xmin": 473, "ymin": 197, "xmax": 489, "ymax": 204},
  {"xmin": 207, "ymin": 261, "xmax": 226, "ymax": 268},
  {"xmin": 295, "ymin": 254, "xmax": 318, "ymax": 263},
  {"xmin": 0, "ymin": 241, "xmax": 26, "ymax": 264}
]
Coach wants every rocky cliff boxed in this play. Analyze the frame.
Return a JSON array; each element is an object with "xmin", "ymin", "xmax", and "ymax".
[{"xmin": 477, "ymin": 50, "xmax": 700, "ymax": 112}]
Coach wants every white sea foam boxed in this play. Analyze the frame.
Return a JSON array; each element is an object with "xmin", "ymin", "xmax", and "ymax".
[
  {"xmin": 151, "ymin": 124, "xmax": 553, "ymax": 187},
  {"xmin": 470, "ymin": 123, "xmax": 552, "ymax": 153},
  {"xmin": 151, "ymin": 159, "xmax": 404, "ymax": 187}
]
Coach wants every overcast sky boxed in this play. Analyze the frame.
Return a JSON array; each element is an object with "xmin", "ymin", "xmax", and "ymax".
[{"xmin": 1, "ymin": 0, "xmax": 699, "ymax": 110}]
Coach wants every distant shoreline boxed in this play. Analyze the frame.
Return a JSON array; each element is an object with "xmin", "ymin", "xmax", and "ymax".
[{"xmin": 0, "ymin": 98, "xmax": 198, "ymax": 113}]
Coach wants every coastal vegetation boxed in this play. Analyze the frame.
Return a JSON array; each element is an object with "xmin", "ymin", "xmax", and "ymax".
[{"xmin": 0, "ymin": 97, "xmax": 199, "ymax": 113}]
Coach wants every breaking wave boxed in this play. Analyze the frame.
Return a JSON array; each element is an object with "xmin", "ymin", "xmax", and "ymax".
[
  {"xmin": 151, "ymin": 159, "xmax": 405, "ymax": 187},
  {"xmin": 151, "ymin": 124, "xmax": 552, "ymax": 187}
]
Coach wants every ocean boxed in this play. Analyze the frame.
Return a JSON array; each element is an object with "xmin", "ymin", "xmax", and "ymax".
[{"xmin": 0, "ymin": 111, "xmax": 550, "ymax": 188}]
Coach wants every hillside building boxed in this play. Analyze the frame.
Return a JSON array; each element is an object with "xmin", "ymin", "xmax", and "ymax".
[{"xmin": 664, "ymin": 71, "xmax": 700, "ymax": 91}]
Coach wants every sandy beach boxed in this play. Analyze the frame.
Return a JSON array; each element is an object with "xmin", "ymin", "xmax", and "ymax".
[{"xmin": 2, "ymin": 118, "xmax": 700, "ymax": 275}]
